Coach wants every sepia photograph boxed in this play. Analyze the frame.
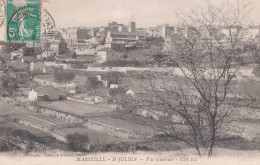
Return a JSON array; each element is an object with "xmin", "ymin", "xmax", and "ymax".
[{"xmin": 0, "ymin": 0, "xmax": 260, "ymax": 164}]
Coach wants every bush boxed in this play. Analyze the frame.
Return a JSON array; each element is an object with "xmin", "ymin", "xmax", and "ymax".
[
  {"xmin": 243, "ymin": 44, "xmax": 257, "ymax": 53},
  {"xmin": 86, "ymin": 76, "xmax": 103, "ymax": 89},
  {"xmin": 54, "ymin": 70, "xmax": 75, "ymax": 82},
  {"xmin": 66, "ymin": 133, "xmax": 90, "ymax": 152},
  {"xmin": 233, "ymin": 56, "xmax": 246, "ymax": 65},
  {"xmin": 103, "ymin": 72, "xmax": 125, "ymax": 85},
  {"xmin": 0, "ymin": 127, "xmax": 45, "ymax": 152},
  {"xmin": 90, "ymin": 142, "xmax": 152, "ymax": 152},
  {"xmin": 252, "ymin": 65, "xmax": 260, "ymax": 77},
  {"xmin": 95, "ymin": 60, "xmax": 147, "ymax": 67},
  {"xmin": 109, "ymin": 87, "xmax": 126, "ymax": 97}
]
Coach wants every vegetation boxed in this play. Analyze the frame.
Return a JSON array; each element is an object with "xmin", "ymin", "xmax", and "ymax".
[
  {"xmin": 85, "ymin": 76, "xmax": 103, "ymax": 89},
  {"xmin": 4, "ymin": 43, "xmax": 26, "ymax": 53},
  {"xmin": 132, "ymin": 0, "xmax": 253, "ymax": 157},
  {"xmin": 95, "ymin": 60, "xmax": 147, "ymax": 67},
  {"xmin": 23, "ymin": 48, "xmax": 36, "ymax": 56},
  {"xmin": 54, "ymin": 70, "xmax": 75, "ymax": 82},
  {"xmin": 59, "ymin": 38, "xmax": 70, "ymax": 55},
  {"xmin": 1, "ymin": 75, "xmax": 18, "ymax": 97},
  {"xmin": 252, "ymin": 65, "xmax": 260, "ymax": 77},
  {"xmin": 103, "ymin": 72, "xmax": 125, "ymax": 86},
  {"xmin": 66, "ymin": 133, "xmax": 90, "ymax": 152},
  {"xmin": 90, "ymin": 142, "xmax": 151, "ymax": 152},
  {"xmin": 0, "ymin": 127, "xmax": 49, "ymax": 152}
]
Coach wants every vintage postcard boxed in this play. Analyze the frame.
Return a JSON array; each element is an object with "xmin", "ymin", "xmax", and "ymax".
[
  {"xmin": 0, "ymin": 0, "xmax": 260, "ymax": 165},
  {"xmin": 6, "ymin": 0, "xmax": 41, "ymax": 42}
]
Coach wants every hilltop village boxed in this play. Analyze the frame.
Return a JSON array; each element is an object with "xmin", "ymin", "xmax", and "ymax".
[{"xmin": 0, "ymin": 20, "xmax": 260, "ymax": 153}]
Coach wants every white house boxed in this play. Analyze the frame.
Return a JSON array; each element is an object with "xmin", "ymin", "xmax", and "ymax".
[
  {"xmin": 126, "ymin": 89, "xmax": 135, "ymax": 97},
  {"xmin": 44, "ymin": 61, "xmax": 70, "ymax": 69},
  {"xmin": 28, "ymin": 85, "xmax": 61, "ymax": 101},
  {"xmin": 11, "ymin": 51, "xmax": 23, "ymax": 60},
  {"xmin": 75, "ymin": 48, "xmax": 96, "ymax": 56},
  {"xmin": 96, "ymin": 47, "xmax": 120, "ymax": 63},
  {"xmin": 110, "ymin": 84, "xmax": 119, "ymax": 89},
  {"xmin": 41, "ymin": 50, "xmax": 55, "ymax": 58},
  {"xmin": 50, "ymin": 42, "xmax": 59, "ymax": 55}
]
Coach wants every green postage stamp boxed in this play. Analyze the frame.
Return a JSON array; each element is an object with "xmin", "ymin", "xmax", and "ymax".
[{"xmin": 6, "ymin": 0, "xmax": 41, "ymax": 42}]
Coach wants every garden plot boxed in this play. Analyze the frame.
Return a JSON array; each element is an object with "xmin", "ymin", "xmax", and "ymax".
[
  {"xmin": 11, "ymin": 113, "xmax": 69, "ymax": 132},
  {"xmin": 38, "ymin": 100, "xmax": 113, "ymax": 116},
  {"xmin": 52, "ymin": 127, "xmax": 120, "ymax": 145},
  {"xmin": 88, "ymin": 116, "xmax": 158, "ymax": 137}
]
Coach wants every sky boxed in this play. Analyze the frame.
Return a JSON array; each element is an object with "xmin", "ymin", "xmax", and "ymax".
[
  {"xmin": 44, "ymin": 0, "xmax": 260, "ymax": 28},
  {"xmin": 1, "ymin": 0, "xmax": 260, "ymax": 40}
]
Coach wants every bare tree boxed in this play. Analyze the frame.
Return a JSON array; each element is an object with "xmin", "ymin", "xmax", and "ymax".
[{"xmin": 141, "ymin": 0, "xmax": 253, "ymax": 157}]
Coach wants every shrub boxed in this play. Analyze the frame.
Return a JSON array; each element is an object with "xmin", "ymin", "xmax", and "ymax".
[
  {"xmin": 109, "ymin": 87, "xmax": 126, "ymax": 97},
  {"xmin": 86, "ymin": 76, "xmax": 103, "ymax": 89},
  {"xmin": 252, "ymin": 65, "xmax": 260, "ymax": 77},
  {"xmin": 90, "ymin": 142, "xmax": 153, "ymax": 152},
  {"xmin": 66, "ymin": 133, "xmax": 90, "ymax": 152},
  {"xmin": 0, "ymin": 127, "xmax": 44, "ymax": 152},
  {"xmin": 54, "ymin": 70, "xmax": 75, "ymax": 82},
  {"xmin": 95, "ymin": 60, "xmax": 147, "ymax": 67},
  {"xmin": 243, "ymin": 44, "xmax": 257, "ymax": 53},
  {"xmin": 103, "ymin": 72, "xmax": 125, "ymax": 86}
]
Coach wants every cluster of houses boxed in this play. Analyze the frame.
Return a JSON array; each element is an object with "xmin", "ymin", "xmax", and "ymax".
[
  {"xmin": 59, "ymin": 21, "xmax": 260, "ymax": 63},
  {"xmin": 1, "ymin": 20, "xmax": 260, "ymax": 103}
]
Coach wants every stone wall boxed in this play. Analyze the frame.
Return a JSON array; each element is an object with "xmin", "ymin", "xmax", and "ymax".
[
  {"xmin": 84, "ymin": 120, "xmax": 147, "ymax": 140},
  {"xmin": 36, "ymin": 106, "xmax": 84, "ymax": 123},
  {"xmin": 67, "ymin": 97, "xmax": 95, "ymax": 104}
]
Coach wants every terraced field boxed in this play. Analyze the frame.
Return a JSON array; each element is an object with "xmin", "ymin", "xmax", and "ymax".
[{"xmin": 37, "ymin": 100, "xmax": 113, "ymax": 116}]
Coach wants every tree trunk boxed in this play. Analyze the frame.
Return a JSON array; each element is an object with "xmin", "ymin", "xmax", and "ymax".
[{"xmin": 208, "ymin": 123, "xmax": 216, "ymax": 157}]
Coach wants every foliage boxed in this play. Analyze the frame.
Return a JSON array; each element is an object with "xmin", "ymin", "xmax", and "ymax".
[
  {"xmin": 72, "ymin": 52, "xmax": 77, "ymax": 59},
  {"xmin": 252, "ymin": 50, "xmax": 260, "ymax": 64},
  {"xmin": 44, "ymin": 42, "xmax": 51, "ymax": 50},
  {"xmin": 90, "ymin": 142, "xmax": 148, "ymax": 152},
  {"xmin": 23, "ymin": 48, "xmax": 36, "ymax": 56},
  {"xmin": 100, "ymin": 37, "xmax": 106, "ymax": 45},
  {"xmin": 95, "ymin": 60, "xmax": 146, "ymax": 67},
  {"xmin": 44, "ymin": 55, "xmax": 56, "ymax": 61},
  {"xmin": 66, "ymin": 133, "xmax": 90, "ymax": 152},
  {"xmin": 252, "ymin": 65, "xmax": 260, "ymax": 77},
  {"xmin": 242, "ymin": 44, "xmax": 257, "ymax": 53},
  {"xmin": 0, "ymin": 127, "xmax": 43, "ymax": 152},
  {"xmin": 146, "ymin": 41, "xmax": 178, "ymax": 67},
  {"xmin": 111, "ymin": 44, "xmax": 127, "ymax": 52},
  {"xmin": 54, "ymin": 70, "xmax": 75, "ymax": 82},
  {"xmin": 4, "ymin": 43, "xmax": 26, "ymax": 53},
  {"xmin": 1, "ymin": 75, "xmax": 17, "ymax": 96},
  {"xmin": 59, "ymin": 38, "xmax": 70, "ymax": 55},
  {"xmin": 145, "ymin": 37, "xmax": 165, "ymax": 48},
  {"xmin": 103, "ymin": 72, "xmax": 125, "ymax": 86},
  {"xmin": 109, "ymin": 87, "xmax": 126, "ymax": 97},
  {"xmin": 138, "ymin": 0, "xmax": 253, "ymax": 157},
  {"xmin": 85, "ymin": 76, "xmax": 103, "ymax": 89},
  {"xmin": 54, "ymin": 31, "xmax": 62, "ymax": 39}
]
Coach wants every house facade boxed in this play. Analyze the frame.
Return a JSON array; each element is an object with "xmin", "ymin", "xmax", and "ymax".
[
  {"xmin": 96, "ymin": 48, "xmax": 120, "ymax": 63},
  {"xmin": 105, "ymin": 31, "xmax": 145, "ymax": 47},
  {"xmin": 41, "ymin": 50, "xmax": 55, "ymax": 58},
  {"xmin": 30, "ymin": 60, "xmax": 45, "ymax": 73},
  {"xmin": 28, "ymin": 85, "xmax": 61, "ymax": 101},
  {"xmin": 162, "ymin": 25, "xmax": 175, "ymax": 39},
  {"xmin": 11, "ymin": 51, "xmax": 23, "ymax": 60}
]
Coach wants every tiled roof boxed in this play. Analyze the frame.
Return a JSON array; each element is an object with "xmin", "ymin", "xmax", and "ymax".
[
  {"xmin": 22, "ymin": 56, "xmax": 34, "ymax": 62},
  {"xmin": 32, "ymin": 59, "xmax": 44, "ymax": 63},
  {"xmin": 32, "ymin": 85, "xmax": 61, "ymax": 96},
  {"xmin": 98, "ymin": 47, "xmax": 119, "ymax": 53},
  {"xmin": 9, "ymin": 61, "xmax": 28, "ymax": 70},
  {"xmin": 110, "ymin": 31, "xmax": 145, "ymax": 37}
]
